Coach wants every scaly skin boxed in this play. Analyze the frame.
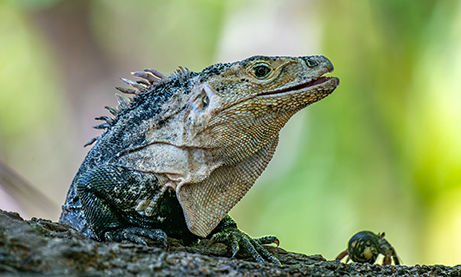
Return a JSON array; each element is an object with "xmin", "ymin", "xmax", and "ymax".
[{"xmin": 60, "ymin": 55, "xmax": 339, "ymax": 265}]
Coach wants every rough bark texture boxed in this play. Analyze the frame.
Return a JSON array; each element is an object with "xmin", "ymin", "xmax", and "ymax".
[{"xmin": 0, "ymin": 209, "xmax": 459, "ymax": 276}]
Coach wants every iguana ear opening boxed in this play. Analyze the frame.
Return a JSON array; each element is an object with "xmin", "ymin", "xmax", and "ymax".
[{"xmin": 176, "ymin": 136, "xmax": 279, "ymax": 238}]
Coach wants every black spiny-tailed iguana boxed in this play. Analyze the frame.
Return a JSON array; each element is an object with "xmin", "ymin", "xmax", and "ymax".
[{"xmin": 59, "ymin": 55, "xmax": 339, "ymax": 265}]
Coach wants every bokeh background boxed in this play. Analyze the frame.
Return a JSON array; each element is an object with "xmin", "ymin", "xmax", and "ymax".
[{"xmin": 1, "ymin": 0, "xmax": 461, "ymax": 266}]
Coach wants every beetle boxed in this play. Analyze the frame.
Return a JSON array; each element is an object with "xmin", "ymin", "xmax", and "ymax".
[{"xmin": 336, "ymin": 231, "xmax": 400, "ymax": 265}]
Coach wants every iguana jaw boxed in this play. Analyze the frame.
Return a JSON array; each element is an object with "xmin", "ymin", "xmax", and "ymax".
[{"xmin": 259, "ymin": 76, "xmax": 338, "ymax": 96}]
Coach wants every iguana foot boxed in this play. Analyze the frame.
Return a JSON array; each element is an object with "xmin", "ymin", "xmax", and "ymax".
[
  {"xmin": 209, "ymin": 231, "xmax": 281, "ymax": 266},
  {"xmin": 209, "ymin": 215, "xmax": 281, "ymax": 266},
  {"xmin": 104, "ymin": 226, "xmax": 168, "ymax": 248}
]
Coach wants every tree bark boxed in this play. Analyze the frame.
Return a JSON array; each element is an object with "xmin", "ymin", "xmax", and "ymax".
[{"xmin": 0, "ymin": 209, "xmax": 458, "ymax": 276}]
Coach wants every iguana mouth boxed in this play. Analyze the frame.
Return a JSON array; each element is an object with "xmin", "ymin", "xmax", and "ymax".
[{"xmin": 260, "ymin": 75, "xmax": 337, "ymax": 96}]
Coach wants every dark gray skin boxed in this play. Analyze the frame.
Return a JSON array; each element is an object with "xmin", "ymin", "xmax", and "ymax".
[
  {"xmin": 60, "ymin": 70, "xmax": 195, "ymax": 242},
  {"xmin": 60, "ymin": 55, "xmax": 339, "ymax": 265}
]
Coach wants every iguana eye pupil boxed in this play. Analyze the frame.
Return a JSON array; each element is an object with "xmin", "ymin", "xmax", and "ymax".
[{"xmin": 253, "ymin": 65, "xmax": 271, "ymax": 78}]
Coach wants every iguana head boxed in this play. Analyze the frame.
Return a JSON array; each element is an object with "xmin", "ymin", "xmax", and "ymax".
[
  {"xmin": 99, "ymin": 55, "xmax": 339, "ymax": 237},
  {"xmin": 183, "ymin": 55, "xmax": 338, "ymax": 164}
]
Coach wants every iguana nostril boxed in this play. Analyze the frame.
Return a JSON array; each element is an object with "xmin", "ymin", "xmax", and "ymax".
[
  {"xmin": 302, "ymin": 56, "xmax": 334, "ymax": 72},
  {"xmin": 303, "ymin": 57, "xmax": 319, "ymax": 67}
]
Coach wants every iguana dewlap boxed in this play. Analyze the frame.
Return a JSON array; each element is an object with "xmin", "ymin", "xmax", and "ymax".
[{"xmin": 60, "ymin": 55, "xmax": 339, "ymax": 265}]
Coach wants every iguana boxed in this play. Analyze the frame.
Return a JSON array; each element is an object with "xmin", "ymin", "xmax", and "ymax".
[{"xmin": 59, "ymin": 55, "xmax": 339, "ymax": 265}]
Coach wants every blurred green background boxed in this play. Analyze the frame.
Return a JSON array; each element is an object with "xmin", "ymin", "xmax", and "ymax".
[{"xmin": 1, "ymin": 0, "xmax": 461, "ymax": 266}]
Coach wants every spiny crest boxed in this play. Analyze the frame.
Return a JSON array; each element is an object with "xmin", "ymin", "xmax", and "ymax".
[
  {"xmin": 84, "ymin": 66, "xmax": 196, "ymax": 147},
  {"xmin": 84, "ymin": 67, "xmax": 168, "ymax": 147},
  {"xmin": 167, "ymin": 66, "xmax": 193, "ymax": 83}
]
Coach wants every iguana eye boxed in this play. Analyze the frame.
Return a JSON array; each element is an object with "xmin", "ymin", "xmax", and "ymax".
[{"xmin": 253, "ymin": 64, "xmax": 271, "ymax": 78}]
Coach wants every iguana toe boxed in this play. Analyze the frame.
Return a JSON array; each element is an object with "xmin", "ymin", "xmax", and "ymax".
[{"xmin": 254, "ymin": 236, "xmax": 280, "ymax": 247}]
